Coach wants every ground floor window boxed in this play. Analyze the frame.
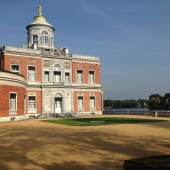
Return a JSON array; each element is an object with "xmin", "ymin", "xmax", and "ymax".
[
  {"xmin": 90, "ymin": 96, "xmax": 95, "ymax": 109},
  {"xmin": 78, "ymin": 96, "xmax": 83, "ymax": 111},
  {"xmin": 9, "ymin": 93, "xmax": 17, "ymax": 112},
  {"xmin": 28, "ymin": 96, "xmax": 36, "ymax": 111},
  {"xmin": 24, "ymin": 95, "xmax": 27, "ymax": 114}
]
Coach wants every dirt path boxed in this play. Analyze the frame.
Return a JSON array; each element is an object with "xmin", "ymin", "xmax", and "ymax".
[{"xmin": 0, "ymin": 116, "xmax": 170, "ymax": 170}]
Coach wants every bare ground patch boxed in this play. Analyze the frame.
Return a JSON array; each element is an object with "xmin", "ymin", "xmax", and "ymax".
[{"xmin": 0, "ymin": 116, "xmax": 170, "ymax": 170}]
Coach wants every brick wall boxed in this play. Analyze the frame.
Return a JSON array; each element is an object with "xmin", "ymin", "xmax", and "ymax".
[
  {"xmin": 27, "ymin": 90, "xmax": 42, "ymax": 113},
  {"xmin": 73, "ymin": 91, "xmax": 102, "ymax": 112},
  {"xmin": 72, "ymin": 62, "xmax": 100, "ymax": 84},
  {"xmin": 0, "ymin": 85, "xmax": 26, "ymax": 116},
  {"xmin": 3, "ymin": 54, "xmax": 42, "ymax": 81}
]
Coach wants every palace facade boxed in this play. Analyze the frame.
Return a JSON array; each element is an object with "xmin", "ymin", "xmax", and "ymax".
[{"xmin": 0, "ymin": 5, "xmax": 103, "ymax": 121}]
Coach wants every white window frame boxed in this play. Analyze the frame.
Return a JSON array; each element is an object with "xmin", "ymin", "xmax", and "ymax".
[
  {"xmin": 24, "ymin": 95, "xmax": 27, "ymax": 114},
  {"xmin": 53, "ymin": 64, "xmax": 62, "ymax": 83},
  {"xmin": 77, "ymin": 70, "xmax": 83, "ymax": 84},
  {"xmin": 90, "ymin": 96, "xmax": 96, "ymax": 110},
  {"xmin": 28, "ymin": 96, "xmax": 36, "ymax": 113},
  {"xmin": 28, "ymin": 65, "xmax": 36, "ymax": 82},
  {"xmin": 32, "ymin": 35, "xmax": 38, "ymax": 45},
  {"xmin": 44, "ymin": 70, "xmax": 50, "ymax": 83},
  {"xmin": 9, "ymin": 92, "xmax": 17, "ymax": 115},
  {"xmin": 10, "ymin": 64, "xmax": 20, "ymax": 74},
  {"xmin": 65, "ymin": 72, "xmax": 70, "ymax": 83},
  {"xmin": 88, "ymin": 70, "xmax": 95, "ymax": 84},
  {"xmin": 53, "ymin": 71, "xmax": 61, "ymax": 83},
  {"xmin": 40, "ymin": 30, "xmax": 49, "ymax": 47},
  {"xmin": 78, "ymin": 96, "xmax": 84, "ymax": 111}
]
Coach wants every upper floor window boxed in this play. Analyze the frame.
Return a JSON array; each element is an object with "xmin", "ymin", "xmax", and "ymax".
[
  {"xmin": 33, "ymin": 35, "xmax": 38, "ymax": 45},
  {"xmin": 9, "ymin": 93, "xmax": 17, "ymax": 112},
  {"xmin": 32, "ymin": 35, "xmax": 38, "ymax": 49},
  {"xmin": 65, "ymin": 72, "xmax": 70, "ymax": 83},
  {"xmin": 53, "ymin": 64, "xmax": 61, "ymax": 83},
  {"xmin": 44, "ymin": 71, "xmax": 50, "ymax": 82},
  {"xmin": 77, "ymin": 70, "xmax": 83, "ymax": 83},
  {"xmin": 28, "ymin": 66, "xmax": 36, "ymax": 81},
  {"xmin": 40, "ymin": 30, "xmax": 49, "ymax": 46},
  {"xmin": 89, "ymin": 71, "xmax": 95, "ymax": 84},
  {"xmin": 11, "ymin": 64, "xmax": 19, "ymax": 74},
  {"xmin": 54, "ymin": 71, "xmax": 61, "ymax": 83}
]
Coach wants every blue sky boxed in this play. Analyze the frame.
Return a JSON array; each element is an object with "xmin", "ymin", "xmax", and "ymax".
[{"xmin": 0, "ymin": 0, "xmax": 170, "ymax": 99}]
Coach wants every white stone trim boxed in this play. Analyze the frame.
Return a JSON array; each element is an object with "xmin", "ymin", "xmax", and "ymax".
[
  {"xmin": 0, "ymin": 80, "xmax": 26, "ymax": 88},
  {"xmin": 0, "ymin": 71, "xmax": 27, "ymax": 87},
  {"xmin": 72, "ymin": 89, "xmax": 102, "ymax": 92},
  {"xmin": 72, "ymin": 54, "xmax": 100, "ymax": 61},
  {"xmin": 0, "ymin": 114, "xmax": 29, "ymax": 122},
  {"xmin": 75, "ymin": 111, "xmax": 102, "ymax": 116}
]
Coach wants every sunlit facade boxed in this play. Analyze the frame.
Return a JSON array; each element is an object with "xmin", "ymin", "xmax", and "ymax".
[{"xmin": 0, "ymin": 5, "xmax": 103, "ymax": 121}]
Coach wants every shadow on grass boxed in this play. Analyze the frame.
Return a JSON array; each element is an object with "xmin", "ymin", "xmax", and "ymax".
[{"xmin": 123, "ymin": 155, "xmax": 170, "ymax": 170}]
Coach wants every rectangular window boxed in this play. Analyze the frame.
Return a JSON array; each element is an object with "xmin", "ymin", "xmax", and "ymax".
[
  {"xmin": 33, "ymin": 35, "xmax": 38, "ymax": 45},
  {"xmin": 54, "ymin": 71, "xmax": 61, "ymax": 83},
  {"xmin": 24, "ymin": 95, "xmax": 27, "ymax": 114},
  {"xmin": 90, "ymin": 96, "xmax": 95, "ymax": 109},
  {"xmin": 78, "ymin": 96, "xmax": 83, "ymax": 111},
  {"xmin": 10, "ymin": 93, "xmax": 17, "ymax": 112},
  {"xmin": 28, "ymin": 66, "xmax": 36, "ymax": 81},
  {"xmin": 77, "ymin": 70, "xmax": 83, "ymax": 83},
  {"xmin": 11, "ymin": 64, "xmax": 19, "ymax": 74},
  {"xmin": 65, "ymin": 72, "xmax": 70, "ymax": 83},
  {"xmin": 89, "ymin": 71, "xmax": 95, "ymax": 84},
  {"xmin": 28, "ymin": 96, "xmax": 36, "ymax": 111},
  {"xmin": 44, "ymin": 71, "xmax": 50, "ymax": 82}
]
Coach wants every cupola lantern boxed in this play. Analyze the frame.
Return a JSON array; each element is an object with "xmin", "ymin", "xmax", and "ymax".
[{"xmin": 26, "ymin": 4, "xmax": 55, "ymax": 49}]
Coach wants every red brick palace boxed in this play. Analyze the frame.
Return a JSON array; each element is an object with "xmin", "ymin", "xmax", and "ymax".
[{"xmin": 0, "ymin": 5, "xmax": 103, "ymax": 121}]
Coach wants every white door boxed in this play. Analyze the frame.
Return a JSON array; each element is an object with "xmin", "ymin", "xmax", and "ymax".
[{"xmin": 54, "ymin": 97, "xmax": 62, "ymax": 113}]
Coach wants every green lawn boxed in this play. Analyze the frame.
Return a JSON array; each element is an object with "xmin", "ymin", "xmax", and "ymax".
[{"xmin": 44, "ymin": 117, "xmax": 166, "ymax": 126}]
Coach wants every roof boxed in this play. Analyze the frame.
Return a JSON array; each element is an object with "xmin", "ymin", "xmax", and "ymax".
[{"xmin": 26, "ymin": 5, "xmax": 55, "ymax": 31}]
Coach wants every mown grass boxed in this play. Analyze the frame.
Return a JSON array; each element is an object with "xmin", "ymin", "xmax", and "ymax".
[{"xmin": 44, "ymin": 117, "xmax": 166, "ymax": 126}]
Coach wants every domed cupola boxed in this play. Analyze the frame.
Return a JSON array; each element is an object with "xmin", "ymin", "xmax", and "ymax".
[{"xmin": 26, "ymin": 5, "xmax": 55, "ymax": 49}]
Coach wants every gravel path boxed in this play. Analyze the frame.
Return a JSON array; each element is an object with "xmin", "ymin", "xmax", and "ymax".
[{"xmin": 0, "ymin": 115, "xmax": 170, "ymax": 170}]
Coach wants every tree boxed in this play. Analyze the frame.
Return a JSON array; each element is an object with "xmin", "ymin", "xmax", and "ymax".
[
  {"xmin": 148, "ymin": 94, "xmax": 164, "ymax": 110},
  {"xmin": 163, "ymin": 93, "xmax": 170, "ymax": 110}
]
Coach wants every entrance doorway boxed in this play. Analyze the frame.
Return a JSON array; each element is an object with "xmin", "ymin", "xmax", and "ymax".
[{"xmin": 54, "ymin": 97, "xmax": 62, "ymax": 113}]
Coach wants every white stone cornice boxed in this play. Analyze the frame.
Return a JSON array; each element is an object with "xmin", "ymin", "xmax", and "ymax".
[{"xmin": 0, "ymin": 71, "xmax": 27, "ymax": 87}]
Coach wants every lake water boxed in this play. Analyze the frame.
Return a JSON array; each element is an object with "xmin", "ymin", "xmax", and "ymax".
[{"xmin": 104, "ymin": 108, "xmax": 170, "ymax": 116}]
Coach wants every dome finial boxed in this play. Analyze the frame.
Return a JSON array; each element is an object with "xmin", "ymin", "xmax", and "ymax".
[{"xmin": 38, "ymin": 4, "xmax": 42, "ymax": 16}]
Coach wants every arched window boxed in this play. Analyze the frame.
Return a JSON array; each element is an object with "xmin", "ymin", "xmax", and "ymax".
[
  {"xmin": 40, "ymin": 30, "xmax": 49, "ymax": 46},
  {"xmin": 53, "ymin": 64, "xmax": 61, "ymax": 71}
]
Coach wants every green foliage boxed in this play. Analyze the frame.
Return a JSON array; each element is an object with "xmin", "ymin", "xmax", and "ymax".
[
  {"xmin": 104, "ymin": 99, "xmax": 148, "ymax": 109},
  {"xmin": 148, "ymin": 93, "xmax": 170, "ymax": 110}
]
